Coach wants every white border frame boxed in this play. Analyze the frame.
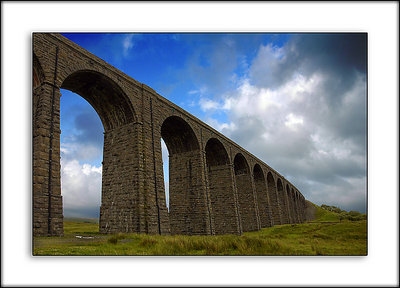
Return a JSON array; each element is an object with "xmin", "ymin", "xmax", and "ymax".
[{"xmin": 2, "ymin": 2, "xmax": 398, "ymax": 286}]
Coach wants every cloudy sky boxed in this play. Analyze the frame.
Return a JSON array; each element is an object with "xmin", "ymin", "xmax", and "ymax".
[{"xmin": 59, "ymin": 33, "xmax": 367, "ymax": 218}]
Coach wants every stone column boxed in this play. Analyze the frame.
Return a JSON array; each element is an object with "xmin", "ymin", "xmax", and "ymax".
[{"xmin": 33, "ymin": 83, "xmax": 63, "ymax": 237}]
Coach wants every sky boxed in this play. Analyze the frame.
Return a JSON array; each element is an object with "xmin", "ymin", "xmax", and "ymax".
[{"xmin": 59, "ymin": 33, "xmax": 367, "ymax": 218}]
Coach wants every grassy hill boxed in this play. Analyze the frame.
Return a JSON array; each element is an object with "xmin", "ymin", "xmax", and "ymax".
[{"xmin": 33, "ymin": 204, "xmax": 367, "ymax": 256}]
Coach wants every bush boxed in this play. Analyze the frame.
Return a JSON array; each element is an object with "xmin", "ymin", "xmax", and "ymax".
[
  {"xmin": 320, "ymin": 204, "xmax": 366, "ymax": 222},
  {"xmin": 107, "ymin": 233, "xmax": 126, "ymax": 244}
]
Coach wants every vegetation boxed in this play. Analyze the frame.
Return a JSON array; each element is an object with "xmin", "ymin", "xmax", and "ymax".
[
  {"xmin": 33, "ymin": 206, "xmax": 367, "ymax": 256},
  {"xmin": 318, "ymin": 204, "xmax": 367, "ymax": 222}
]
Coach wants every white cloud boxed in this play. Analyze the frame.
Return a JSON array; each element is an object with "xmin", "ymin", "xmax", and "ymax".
[
  {"xmin": 285, "ymin": 113, "xmax": 304, "ymax": 130},
  {"xmin": 199, "ymin": 98, "xmax": 220, "ymax": 111},
  {"xmin": 61, "ymin": 159, "xmax": 102, "ymax": 216},
  {"xmin": 123, "ymin": 34, "xmax": 135, "ymax": 57},
  {"xmin": 200, "ymin": 46, "xmax": 366, "ymax": 212},
  {"xmin": 61, "ymin": 142, "xmax": 101, "ymax": 162},
  {"xmin": 204, "ymin": 117, "xmax": 236, "ymax": 134}
]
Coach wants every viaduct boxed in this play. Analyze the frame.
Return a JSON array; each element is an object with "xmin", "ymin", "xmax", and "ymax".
[{"xmin": 33, "ymin": 33, "xmax": 307, "ymax": 237}]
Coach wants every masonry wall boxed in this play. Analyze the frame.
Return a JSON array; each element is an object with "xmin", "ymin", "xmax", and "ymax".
[
  {"xmin": 235, "ymin": 173, "xmax": 259, "ymax": 232},
  {"xmin": 267, "ymin": 175, "xmax": 282, "ymax": 226},
  {"xmin": 33, "ymin": 33, "xmax": 307, "ymax": 237},
  {"xmin": 169, "ymin": 151, "xmax": 210, "ymax": 235},
  {"xmin": 254, "ymin": 176, "xmax": 272, "ymax": 228},
  {"xmin": 208, "ymin": 164, "xmax": 241, "ymax": 235},
  {"xmin": 277, "ymin": 184, "xmax": 290, "ymax": 225}
]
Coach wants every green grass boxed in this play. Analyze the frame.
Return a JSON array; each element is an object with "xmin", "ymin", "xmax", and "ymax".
[
  {"xmin": 311, "ymin": 203, "xmax": 342, "ymax": 222},
  {"xmin": 33, "ymin": 217, "xmax": 367, "ymax": 256},
  {"xmin": 63, "ymin": 217, "xmax": 99, "ymax": 223}
]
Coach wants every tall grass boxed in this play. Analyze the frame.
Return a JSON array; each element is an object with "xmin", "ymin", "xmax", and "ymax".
[{"xmin": 33, "ymin": 219, "xmax": 367, "ymax": 256}]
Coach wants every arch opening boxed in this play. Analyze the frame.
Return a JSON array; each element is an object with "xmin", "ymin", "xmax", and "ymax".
[
  {"xmin": 161, "ymin": 116, "xmax": 200, "ymax": 155},
  {"xmin": 59, "ymin": 70, "xmax": 139, "ymax": 234},
  {"xmin": 253, "ymin": 164, "xmax": 271, "ymax": 228},
  {"xmin": 161, "ymin": 138, "xmax": 170, "ymax": 212},
  {"xmin": 205, "ymin": 138, "xmax": 239, "ymax": 235},
  {"xmin": 234, "ymin": 153, "xmax": 250, "ymax": 175},
  {"xmin": 61, "ymin": 70, "xmax": 136, "ymax": 131},
  {"xmin": 234, "ymin": 153, "xmax": 258, "ymax": 232},
  {"xmin": 60, "ymin": 91, "xmax": 103, "ymax": 228},
  {"xmin": 161, "ymin": 116, "xmax": 208, "ymax": 235},
  {"xmin": 205, "ymin": 138, "xmax": 229, "ymax": 167}
]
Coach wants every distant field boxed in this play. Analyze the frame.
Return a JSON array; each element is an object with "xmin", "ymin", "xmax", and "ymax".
[
  {"xmin": 33, "ymin": 206, "xmax": 367, "ymax": 256},
  {"xmin": 63, "ymin": 217, "xmax": 99, "ymax": 223}
]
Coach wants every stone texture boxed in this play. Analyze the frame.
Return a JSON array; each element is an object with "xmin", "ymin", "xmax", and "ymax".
[{"xmin": 32, "ymin": 33, "xmax": 308, "ymax": 237}]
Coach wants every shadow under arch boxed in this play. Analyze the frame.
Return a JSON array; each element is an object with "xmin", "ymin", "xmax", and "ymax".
[
  {"xmin": 61, "ymin": 70, "xmax": 136, "ymax": 131},
  {"xmin": 161, "ymin": 116, "xmax": 209, "ymax": 235},
  {"xmin": 253, "ymin": 164, "xmax": 272, "ymax": 228},
  {"xmin": 267, "ymin": 172, "xmax": 282, "ymax": 225},
  {"xmin": 234, "ymin": 153, "xmax": 258, "ymax": 232},
  {"xmin": 205, "ymin": 138, "xmax": 240, "ymax": 235}
]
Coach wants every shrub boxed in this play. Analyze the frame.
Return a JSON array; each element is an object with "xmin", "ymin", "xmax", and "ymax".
[{"xmin": 107, "ymin": 233, "xmax": 126, "ymax": 244}]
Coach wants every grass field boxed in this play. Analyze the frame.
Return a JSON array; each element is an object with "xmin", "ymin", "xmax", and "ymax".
[{"xmin": 33, "ymin": 205, "xmax": 367, "ymax": 256}]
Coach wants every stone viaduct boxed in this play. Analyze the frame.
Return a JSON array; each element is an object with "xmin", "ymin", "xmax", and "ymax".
[{"xmin": 33, "ymin": 33, "xmax": 307, "ymax": 237}]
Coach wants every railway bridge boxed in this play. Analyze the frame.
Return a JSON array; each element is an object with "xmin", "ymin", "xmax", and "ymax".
[{"xmin": 33, "ymin": 33, "xmax": 307, "ymax": 237}]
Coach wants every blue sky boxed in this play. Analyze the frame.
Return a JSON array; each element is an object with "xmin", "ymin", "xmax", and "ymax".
[{"xmin": 59, "ymin": 33, "xmax": 367, "ymax": 218}]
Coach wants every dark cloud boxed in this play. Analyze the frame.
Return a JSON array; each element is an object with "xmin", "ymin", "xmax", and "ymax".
[
  {"xmin": 219, "ymin": 34, "xmax": 367, "ymax": 213},
  {"xmin": 64, "ymin": 206, "xmax": 100, "ymax": 218},
  {"xmin": 251, "ymin": 33, "xmax": 366, "ymax": 89},
  {"xmin": 74, "ymin": 111, "xmax": 104, "ymax": 146}
]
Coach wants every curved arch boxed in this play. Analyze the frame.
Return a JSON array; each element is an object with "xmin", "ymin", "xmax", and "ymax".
[
  {"xmin": 234, "ymin": 153, "xmax": 250, "ymax": 175},
  {"xmin": 205, "ymin": 138, "xmax": 229, "ymax": 167},
  {"xmin": 161, "ymin": 116, "xmax": 200, "ymax": 155},
  {"xmin": 253, "ymin": 164, "xmax": 272, "ymax": 228},
  {"xmin": 253, "ymin": 164, "xmax": 265, "ymax": 182},
  {"xmin": 61, "ymin": 69, "xmax": 136, "ymax": 131},
  {"xmin": 205, "ymin": 138, "xmax": 239, "ymax": 234},
  {"xmin": 234, "ymin": 153, "xmax": 258, "ymax": 232},
  {"xmin": 267, "ymin": 172, "xmax": 281, "ymax": 225}
]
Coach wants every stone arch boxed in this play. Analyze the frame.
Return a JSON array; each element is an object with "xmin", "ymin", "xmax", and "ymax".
[
  {"xmin": 267, "ymin": 172, "xmax": 281, "ymax": 225},
  {"xmin": 253, "ymin": 164, "xmax": 272, "ymax": 228},
  {"xmin": 234, "ymin": 153, "xmax": 258, "ymax": 232},
  {"xmin": 33, "ymin": 61, "xmax": 141, "ymax": 235},
  {"xmin": 161, "ymin": 116, "xmax": 200, "ymax": 154},
  {"xmin": 205, "ymin": 138, "xmax": 239, "ymax": 234},
  {"xmin": 59, "ymin": 70, "xmax": 140, "ymax": 234},
  {"xmin": 61, "ymin": 70, "xmax": 136, "ymax": 131},
  {"xmin": 161, "ymin": 116, "xmax": 209, "ymax": 235}
]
